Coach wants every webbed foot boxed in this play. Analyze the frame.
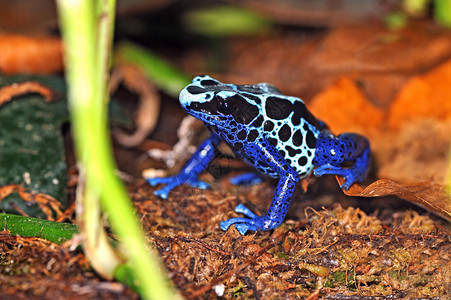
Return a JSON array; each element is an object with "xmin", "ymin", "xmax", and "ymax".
[
  {"xmin": 220, "ymin": 204, "xmax": 280, "ymax": 235},
  {"xmin": 146, "ymin": 175, "xmax": 210, "ymax": 199},
  {"xmin": 314, "ymin": 133, "xmax": 371, "ymax": 190},
  {"xmin": 313, "ymin": 163, "xmax": 366, "ymax": 190}
]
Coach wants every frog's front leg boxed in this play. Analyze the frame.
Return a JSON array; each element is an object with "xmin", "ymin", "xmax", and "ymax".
[
  {"xmin": 146, "ymin": 133, "xmax": 221, "ymax": 199},
  {"xmin": 220, "ymin": 143, "xmax": 299, "ymax": 235},
  {"xmin": 313, "ymin": 132, "xmax": 370, "ymax": 190}
]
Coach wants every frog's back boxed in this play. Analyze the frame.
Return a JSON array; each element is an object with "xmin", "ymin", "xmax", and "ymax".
[{"xmin": 253, "ymin": 93, "xmax": 321, "ymax": 178}]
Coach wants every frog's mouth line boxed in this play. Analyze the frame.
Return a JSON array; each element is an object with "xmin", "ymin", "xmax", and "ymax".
[{"xmin": 184, "ymin": 102, "xmax": 221, "ymax": 126}]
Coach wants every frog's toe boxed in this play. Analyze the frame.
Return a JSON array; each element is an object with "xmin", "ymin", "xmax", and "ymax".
[
  {"xmin": 229, "ymin": 172, "xmax": 264, "ymax": 186},
  {"xmin": 153, "ymin": 187, "xmax": 171, "ymax": 199},
  {"xmin": 146, "ymin": 176, "xmax": 172, "ymax": 186},
  {"xmin": 186, "ymin": 177, "xmax": 211, "ymax": 189},
  {"xmin": 339, "ymin": 167, "xmax": 370, "ymax": 190},
  {"xmin": 339, "ymin": 180, "xmax": 352, "ymax": 190},
  {"xmin": 219, "ymin": 204, "xmax": 259, "ymax": 234},
  {"xmin": 220, "ymin": 217, "xmax": 258, "ymax": 234},
  {"xmin": 235, "ymin": 223, "xmax": 250, "ymax": 235},
  {"xmin": 313, "ymin": 164, "xmax": 343, "ymax": 177},
  {"xmin": 234, "ymin": 204, "xmax": 258, "ymax": 218},
  {"xmin": 220, "ymin": 206, "xmax": 280, "ymax": 234}
]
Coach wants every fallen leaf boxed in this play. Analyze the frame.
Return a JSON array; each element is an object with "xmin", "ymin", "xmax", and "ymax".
[
  {"xmin": 0, "ymin": 184, "xmax": 63, "ymax": 220},
  {"xmin": 373, "ymin": 119, "xmax": 451, "ymax": 184},
  {"xmin": 308, "ymin": 76, "xmax": 384, "ymax": 137},
  {"xmin": 0, "ymin": 81, "xmax": 55, "ymax": 105},
  {"xmin": 389, "ymin": 57, "xmax": 451, "ymax": 129},
  {"xmin": 0, "ymin": 34, "xmax": 63, "ymax": 75},
  {"xmin": 0, "ymin": 75, "xmax": 68, "ymax": 217},
  {"xmin": 109, "ymin": 65, "xmax": 160, "ymax": 147},
  {"xmin": 340, "ymin": 177, "xmax": 451, "ymax": 222}
]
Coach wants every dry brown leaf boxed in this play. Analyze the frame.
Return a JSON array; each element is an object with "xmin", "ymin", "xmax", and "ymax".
[
  {"xmin": 0, "ymin": 34, "xmax": 63, "ymax": 75},
  {"xmin": 339, "ymin": 177, "xmax": 451, "ymax": 222},
  {"xmin": 109, "ymin": 65, "xmax": 160, "ymax": 147},
  {"xmin": 0, "ymin": 81, "xmax": 55, "ymax": 105},
  {"xmin": 0, "ymin": 184, "xmax": 63, "ymax": 220}
]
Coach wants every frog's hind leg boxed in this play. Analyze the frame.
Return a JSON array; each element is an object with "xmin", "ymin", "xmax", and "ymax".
[{"xmin": 313, "ymin": 132, "xmax": 370, "ymax": 190}]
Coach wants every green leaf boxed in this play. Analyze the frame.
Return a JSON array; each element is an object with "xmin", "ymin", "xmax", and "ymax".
[
  {"xmin": 435, "ymin": 0, "xmax": 451, "ymax": 27},
  {"xmin": 184, "ymin": 5, "xmax": 271, "ymax": 37},
  {"xmin": 0, "ymin": 75, "xmax": 68, "ymax": 217},
  {"xmin": 115, "ymin": 42, "xmax": 191, "ymax": 98},
  {"xmin": 1, "ymin": 213, "xmax": 78, "ymax": 244}
]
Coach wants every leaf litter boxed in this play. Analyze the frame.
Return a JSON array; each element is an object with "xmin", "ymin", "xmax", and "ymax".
[{"xmin": 1, "ymin": 14, "xmax": 451, "ymax": 300}]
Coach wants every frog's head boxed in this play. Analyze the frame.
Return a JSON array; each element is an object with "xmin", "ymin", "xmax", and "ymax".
[{"xmin": 179, "ymin": 75, "xmax": 266, "ymax": 127}]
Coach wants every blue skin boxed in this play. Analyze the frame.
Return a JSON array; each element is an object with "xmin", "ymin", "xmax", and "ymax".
[{"xmin": 147, "ymin": 75, "xmax": 371, "ymax": 235}]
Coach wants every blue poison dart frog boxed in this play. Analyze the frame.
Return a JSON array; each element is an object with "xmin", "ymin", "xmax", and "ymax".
[{"xmin": 147, "ymin": 75, "xmax": 371, "ymax": 235}]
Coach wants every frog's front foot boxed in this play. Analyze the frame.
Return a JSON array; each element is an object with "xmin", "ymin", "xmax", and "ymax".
[
  {"xmin": 314, "ymin": 133, "xmax": 371, "ymax": 190},
  {"xmin": 220, "ymin": 204, "xmax": 280, "ymax": 235},
  {"xmin": 313, "ymin": 165, "xmax": 363, "ymax": 190},
  {"xmin": 146, "ymin": 175, "xmax": 210, "ymax": 199}
]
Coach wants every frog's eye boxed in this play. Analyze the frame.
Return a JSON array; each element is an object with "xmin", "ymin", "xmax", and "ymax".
[{"xmin": 218, "ymin": 98, "xmax": 237, "ymax": 115}]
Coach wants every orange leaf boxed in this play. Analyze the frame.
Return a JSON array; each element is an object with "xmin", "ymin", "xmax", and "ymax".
[
  {"xmin": 0, "ymin": 34, "xmax": 63, "ymax": 75},
  {"xmin": 389, "ymin": 57, "xmax": 451, "ymax": 129},
  {"xmin": 309, "ymin": 77, "xmax": 384, "ymax": 136}
]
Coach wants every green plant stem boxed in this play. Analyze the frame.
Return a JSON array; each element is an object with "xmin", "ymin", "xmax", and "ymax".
[
  {"xmin": 115, "ymin": 42, "xmax": 190, "ymax": 98},
  {"xmin": 57, "ymin": 1, "xmax": 175, "ymax": 299},
  {"xmin": 57, "ymin": 0, "xmax": 119, "ymax": 279},
  {"xmin": 1, "ymin": 213, "xmax": 78, "ymax": 244},
  {"xmin": 435, "ymin": 0, "xmax": 451, "ymax": 27}
]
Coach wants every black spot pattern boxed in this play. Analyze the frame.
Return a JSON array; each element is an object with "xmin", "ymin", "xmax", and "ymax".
[
  {"xmin": 268, "ymin": 137, "xmax": 278, "ymax": 146},
  {"xmin": 251, "ymin": 115, "xmax": 263, "ymax": 128},
  {"xmin": 242, "ymin": 93, "xmax": 262, "ymax": 104},
  {"xmin": 286, "ymin": 146, "xmax": 303, "ymax": 157},
  {"xmin": 248, "ymin": 130, "xmax": 259, "ymax": 142},
  {"xmin": 201, "ymin": 79, "xmax": 220, "ymax": 86},
  {"xmin": 237, "ymin": 130, "xmax": 247, "ymax": 140},
  {"xmin": 264, "ymin": 120, "xmax": 274, "ymax": 131},
  {"xmin": 278, "ymin": 124, "xmax": 291, "ymax": 142},
  {"xmin": 292, "ymin": 130, "xmax": 303, "ymax": 146},
  {"xmin": 234, "ymin": 142, "xmax": 243, "ymax": 149},
  {"xmin": 187, "ymin": 85, "xmax": 206, "ymax": 94},
  {"xmin": 265, "ymin": 97, "xmax": 293, "ymax": 120},
  {"xmin": 227, "ymin": 94, "xmax": 260, "ymax": 125},
  {"xmin": 298, "ymin": 156, "xmax": 307, "ymax": 166},
  {"xmin": 291, "ymin": 102, "xmax": 320, "ymax": 128},
  {"xmin": 236, "ymin": 84, "xmax": 266, "ymax": 94},
  {"xmin": 306, "ymin": 131, "xmax": 317, "ymax": 149}
]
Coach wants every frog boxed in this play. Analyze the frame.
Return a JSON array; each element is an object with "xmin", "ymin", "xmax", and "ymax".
[{"xmin": 147, "ymin": 75, "xmax": 371, "ymax": 235}]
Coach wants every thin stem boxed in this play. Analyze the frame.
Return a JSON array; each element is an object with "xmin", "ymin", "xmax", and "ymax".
[
  {"xmin": 435, "ymin": 0, "xmax": 451, "ymax": 27},
  {"xmin": 57, "ymin": 1, "xmax": 175, "ymax": 298}
]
